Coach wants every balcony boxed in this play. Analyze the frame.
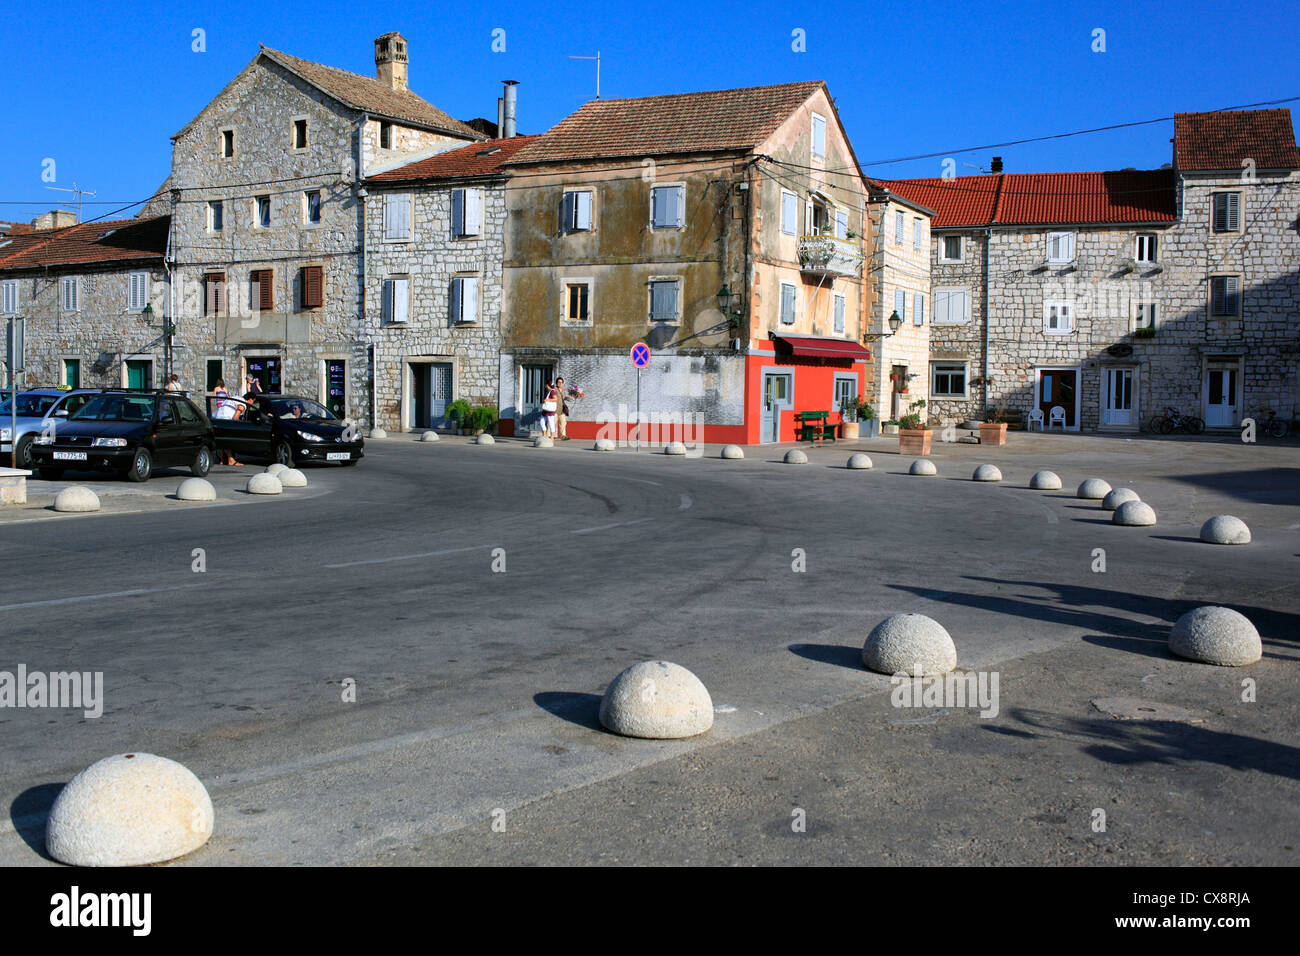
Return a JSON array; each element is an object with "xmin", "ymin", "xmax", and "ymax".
[{"xmin": 798, "ymin": 235, "xmax": 862, "ymax": 278}]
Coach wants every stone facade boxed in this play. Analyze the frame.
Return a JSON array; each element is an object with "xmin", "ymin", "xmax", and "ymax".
[{"xmin": 866, "ymin": 197, "xmax": 933, "ymax": 423}]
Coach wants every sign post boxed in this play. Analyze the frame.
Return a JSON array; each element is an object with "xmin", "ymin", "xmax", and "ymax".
[
  {"xmin": 6, "ymin": 318, "xmax": 23, "ymax": 469},
  {"xmin": 630, "ymin": 343, "xmax": 650, "ymax": 451}
]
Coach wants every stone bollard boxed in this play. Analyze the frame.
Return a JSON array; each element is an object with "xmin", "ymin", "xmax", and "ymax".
[{"xmin": 599, "ymin": 661, "xmax": 714, "ymax": 739}]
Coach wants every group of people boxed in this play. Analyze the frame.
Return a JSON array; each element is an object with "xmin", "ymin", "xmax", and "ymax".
[
  {"xmin": 210, "ymin": 377, "xmax": 265, "ymax": 466},
  {"xmin": 538, "ymin": 377, "xmax": 573, "ymax": 440}
]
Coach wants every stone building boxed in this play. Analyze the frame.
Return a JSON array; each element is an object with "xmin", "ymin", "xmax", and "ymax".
[
  {"xmin": 363, "ymin": 135, "xmax": 538, "ymax": 431},
  {"xmin": 158, "ymin": 33, "xmax": 482, "ymax": 419},
  {"xmin": 0, "ymin": 216, "xmax": 171, "ymax": 389},
  {"xmin": 498, "ymin": 81, "xmax": 871, "ymax": 444}
]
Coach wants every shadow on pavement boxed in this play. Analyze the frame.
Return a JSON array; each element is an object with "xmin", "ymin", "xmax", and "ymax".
[
  {"xmin": 787, "ymin": 643, "xmax": 862, "ymax": 670},
  {"xmin": 533, "ymin": 692, "xmax": 602, "ymax": 731},
  {"xmin": 1166, "ymin": 468, "xmax": 1300, "ymax": 507},
  {"xmin": 9, "ymin": 783, "xmax": 63, "ymax": 860}
]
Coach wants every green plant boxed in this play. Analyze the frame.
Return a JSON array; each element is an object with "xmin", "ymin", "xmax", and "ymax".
[
  {"xmin": 446, "ymin": 399, "xmax": 472, "ymax": 424},
  {"xmin": 1132, "ymin": 326, "xmax": 1156, "ymax": 339},
  {"xmin": 856, "ymin": 400, "xmax": 876, "ymax": 421},
  {"xmin": 468, "ymin": 405, "xmax": 498, "ymax": 432},
  {"xmin": 897, "ymin": 413, "xmax": 924, "ymax": 430},
  {"xmin": 987, "ymin": 405, "xmax": 1009, "ymax": 424}
]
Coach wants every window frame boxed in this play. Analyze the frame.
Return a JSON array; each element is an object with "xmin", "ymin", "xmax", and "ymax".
[
  {"xmin": 220, "ymin": 127, "xmax": 235, "ymax": 160},
  {"xmin": 561, "ymin": 188, "xmax": 594, "ymax": 233},
  {"xmin": 894, "ymin": 288, "xmax": 906, "ymax": 324},
  {"xmin": 303, "ymin": 190, "xmax": 322, "ymax": 226},
  {"xmin": 779, "ymin": 281, "xmax": 797, "ymax": 325},
  {"xmin": 561, "ymin": 278, "xmax": 593, "ymax": 325},
  {"xmin": 382, "ymin": 275, "xmax": 411, "ymax": 325},
  {"xmin": 931, "ymin": 363, "xmax": 968, "ymax": 398},
  {"xmin": 383, "ymin": 192, "xmax": 412, "ymax": 242},
  {"xmin": 1212, "ymin": 192, "xmax": 1241, "ymax": 233},
  {"xmin": 649, "ymin": 182, "xmax": 686, "ymax": 230},
  {"xmin": 248, "ymin": 268, "xmax": 274, "ymax": 313},
  {"xmin": 810, "ymin": 112, "xmax": 827, "ymax": 160},
  {"xmin": 291, "ymin": 116, "xmax": 309, "ymax": 151},
  {"xmin": 1046, "ymin": 231, "xmax": 1075, "ymax": 263},
  {"xmin": 1043, "ymin": 300, "xmax": 1074, "ymax": 334},
  {"xmin": 451, "ymin": 187, "xmax": 484, "ymax": 238},
  {"xmin": 128, "ymin": 270, "xmax": 149, "ymax": 311},
  {"xmin": 895, "ymin": 211, "xmax": 904, "ymax": 245},
  {"xmin": 449, "ymin": 275, "xmax": 480, "ymax": 324},
  {"xmin": 61, "ymin": 276, "xmax": 79, "ymax": 313},
  {"xmin": 647, "ymin": 276, "xmax": 682, "ymax": 325},
  {"xmin": 1209, "ymin": 275, "xmax": 1241, "ymax": 317},
  {"xmin": 208, "ymin": 199, "xmax": 224, "ymax": 233},
  {"xmin": 933, "ymin": 287, "xmax": 971, "ymax": 325},
  {"xmin": 254, "ymin": 194, "xmax": 271, "ymax": 229},
  {"xmin": 1133, "ymin": 300, "xmax": 1158, "ymax": 330},
  {"xmin": 913, "ymin": 292, "xmax": 925, "ymax": 327},
  {"xmin": 300, "ymin": 265, "xmax": 324, "ymax": 310},
  {"xmin": 940, "ymin": 235, "xmax": 963, "ymax": 263},
  {"xmin": 1134, "ymin": 233, "xmax": 1158, "ymax": 263},
  {"xmin": 2, "ymin": 278, "xmax": 20, "ymax": 315},
  {"xmin": 780, "ymin": 190, "xmax": 798, "ymax": 236},
  {"xmin": 203, "ymin": 272, "xmax": 226, "ymax": 317},
  {"xmin": 833, "ymin": 293, "xmax": 846, "ymax": 334},
  {"xmin": 379, "ymin": 121, "xmax": 393, "ymax": 150},
  {"xmin": 912, "ymin": 218, "xmax": 923, "ymax": 251}
]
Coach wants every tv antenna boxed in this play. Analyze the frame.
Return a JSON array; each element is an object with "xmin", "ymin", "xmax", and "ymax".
[
  {"xmin": 45, "ymin": 182, "xmax": 97, "ymax": 222},
  {"xmin": 961, "ymin": 162, "xmax": 987, "ymax": 174},
  {"xmin": 568, "ymin": 51, "xmax": 600, "ymax": 99}
]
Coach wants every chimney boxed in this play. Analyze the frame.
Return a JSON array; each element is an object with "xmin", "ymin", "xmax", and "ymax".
[
  {"xmin": 497, "ymin": 97, "xmax": 505, "ymax": 138},
  {"xmin": 990, "ymin": 156, "xmax": 1003, "ymax": 174},
  {"xmin": 32, "ymin": 209, "xmax": 78, "ymax": 230},
  {"xmin": 502, "ymin": 80, "xmax": 518, "ymax": 137},
  {"xmin": 375, "ymin": 32, "xmax": 408, "ymax": 92}
]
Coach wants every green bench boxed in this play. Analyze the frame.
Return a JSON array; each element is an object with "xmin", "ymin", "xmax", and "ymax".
[{"xmin": 796, "ymin": 410, "xmax": 837, "ymax": 443}]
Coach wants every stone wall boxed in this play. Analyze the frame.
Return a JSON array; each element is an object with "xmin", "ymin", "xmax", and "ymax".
[
  {"xmin": 867, "ymin": 201, "xmax": 932, "ymax": 423},
  {"xmin": 927, "ymin": 230, "xmax": 986, "ymax": 424}
]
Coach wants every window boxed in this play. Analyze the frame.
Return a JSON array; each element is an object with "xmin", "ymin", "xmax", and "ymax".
[
  {"xmin": 834, "ymin": 375, "xmax": 857, "ymax": 416},
  {"xmin": 835, "ymin": 209, "xmax": 848, "ymax": 240},
  {"xmin": 249, "ymin": 269, "xmax": 273, "ymax": 312},
  {"xmin": 203, "ymin": 272, "xmax": 226, "ymax": 316},
  {"xmin": 450, "ymin": 276, "xmax": 479, "ymax": 324},
  {"xmin": 562, "ymin": 189, "xmax": 592, "ymax": 232},
  {"xmin": 913, "ymin": 218, "xmax": 923, "ymax": 251},
  {"xmin": 895, "ymin": 211, "xmax": 904, "ymax": 245},
  {"xmin": 811, "ymin": 113, "xmax": 826, "ymax": 159},
  {"xmin": 176, "ymin": 399, "xmax": 202, "ymax": 425},
  {"xmin": 382, "ymin": 276, "xmax": 410, "ymax": 323},
  {"xmin": 61, "ymin": 277, "xmax": 79, "ymax": 312},
  {"xmin": 894, "ymin": 289, "xmax": 905, "ymax": 323},
  {"xmin": 833, "ymin": 294, "xmax": 845, "ymax": 334},
  {"xmin": 384, "ymin": 193, "xmax": 411, "ymax": 240},
  {"xmin": 209, "ymin": 200, "xmax": 224, "ymax": 233},
  {"xmin": 304, "ymin": 191, "xmax": 321, "ymax": 225},
  {"xmin": 2, "ymin": 279, "xmax": 18, "ymax": 314},
  {"xmin": 255, "ymin": 195, "xmax": 271, "ymax": 228},
  {"xmin": 651, "ymin": 184, "xmax": 684, "ymax": 228},
  {"xmin": 941, "ymin": 236, "xmax": 962, "ymax": 262},
  {"xmin": 649, "ymin": 278, "xmax": 681, "ymax": 323},
  {"xmin": 1134, "ymin": 301, "xmax": 1157, "ymax": 330},
  {"xmin": 1134, "ymin": 233, "xmax": 1157, "ymax": 263},
  {"xmin": 1212, "ymin": 192, "xmax": 1240, "ymax": 232},
  {"xmin": 781, "ymin": 191, "xmax": 798, "ymax": 235},
  {"xmin": 564, "ymin": 281, "xmax": 590, "ymax": 322},
  {"xmin": 1210, "ymin": 276, "xmax": 1240, "ymax": 316},
  {"xmin": 913, "ymin": 293, "xmax": 924, "ymax": 326},
  {"xmin": 1046, "ymin": 231, "xmax": 1075, "ymax": 262},
  {"xmin": 293, "ymin": 118, "xmax": 308, "ymax": 149},
  {"xmin": 780, "ymin": 282, "xmax": 796, "ymax": 325},
  {"xmin": 933, "ymin": 288, "xmax": 970, "ymax": 324},
  {"xmin": 932, "ymin": 363, "xmax": 967, "ymax": 397},
  {"xmin": 451, "ymin": 188, "xmax": 482, "ymax": 237},
  {"xmin": 221, "ymin": 129, "xmax": 235, "ymax": 159},
  {"xmin": 206, "ymin": 359, "xmax": 223, "ymax": 391},
  {"xmin": 1044, "ymin": 301, "xmax": 1073, "ymax": 333},
  {"xmin": 62, "ymin": 358, "xmax": 81, "ymax": 389},
  {"xmin": 301, "ymin": 266, "xmax": 324, "ymax": 309},
  {"xmin": 128, "ymin": 271, "xmax": 149, "ymax": 310},
  {"xmin": 379, "ymin": 122, "xmax": 392, "ymax": 150}
]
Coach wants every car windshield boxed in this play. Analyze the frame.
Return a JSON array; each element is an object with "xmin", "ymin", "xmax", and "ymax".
[
  {"xmin": 71, "ymin": 395, "xmax": 158, "ymax": 423},
  {"xmin": 271, "ymin": 398, "xmax": 335, "ymax": 421},
  {"xmin": 0, "ymin": 394, "xmax": 59, "ymax": 417}
]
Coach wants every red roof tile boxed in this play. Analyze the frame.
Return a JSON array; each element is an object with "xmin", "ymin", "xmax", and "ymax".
[
  {"xmin": 1175, "ymin": 108, "xmax": 1299, "ymax": 171},
  {"xmin": 0, "ymin": 221, "xmax": 34, "ymax": 236},
  {"xmin": 878, "ymin": 170, "xmax": 1176, "ymax": 228},
  {"xmin": 367, "ymin": 135, "xmax": 541, "ymax": 183},
  {"xmin": 505, "ymin": 81, "xmax": 825, "ymax": 165},
  {"xmin": 0, "ymin": 216, "xmax": 169, "ymax": 271}
]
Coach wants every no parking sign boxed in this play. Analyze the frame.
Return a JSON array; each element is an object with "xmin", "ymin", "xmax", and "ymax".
[{"xmin": 630, "ymin": 343, "xmax": 651, "ymax": 368}]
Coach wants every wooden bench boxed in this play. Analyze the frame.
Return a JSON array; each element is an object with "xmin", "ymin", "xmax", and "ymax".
[{"xmin": 796, "ymin": 410, "xmax": 837, "ymax": 443}]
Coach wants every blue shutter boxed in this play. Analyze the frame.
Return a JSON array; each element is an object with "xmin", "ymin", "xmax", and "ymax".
[
  {"xmin": 561, "ymin": 191, "xmax": 575, "ymax": 230},
  {"xmin": 781, "ymin": 284, "xmax": 796, "ymax": 324},
  {"xmin": 451, "ymin": 189, "xmax": 464, "ymax": 236},
  {"xmin": 894, "ymin": 289, "xmax": 905, "ymax": 322},
  {"xmin": 914, "ymin": 293, "xmax": 924, "ymax": 326}
]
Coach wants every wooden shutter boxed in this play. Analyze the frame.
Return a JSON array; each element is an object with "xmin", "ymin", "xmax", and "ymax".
[
  {"xmin": 251, "ymin": 269, "xmax": 273, "ymax": 311},
  {"xmin": 914, "ymin": 294, "xmax": 924, "ymax": 326},
  {"xmin": 781, "ymin": 284, "xmax": 796, "ymax": 324},
  {"xmin": 782, "ymin": 193, "xmax": 796, "ymax": 234},
  {"xmin": 561, "ymin": 191, "xmax": 575, "ymax": 231},
  {"xmin": 895, "ymin": 211, "xmax": 904, "ymax": 243},
  {"xmin": 652, "ymin": 187, "xmax": 665, "ymax": 227},
  {"xmin": 834, "ymin": 295, "xmax": 845, "ymax": 332},
  {"xmin": 894, "ymin": 289, "xmax": 905, "ymax": 321},
  {"xmin": 394, "ymin": 278, "xmax": 409, "ymax": 323},
  {"xmin": 204, "ymin": 273, "xmax": 225, "ymax": 315},
  {"xmin": 302, "ymin": 266, "xmax": 323, "ymax": 309},
  {"xmin": 385, "ymin": 194, "xmax": 410, "ymax": 239},
  {"xmin": 463, "ymin": 277, "xmax": 479, "ymax": 321},
  {"xmin": 451, "ymin": 189, "xmax": 464, "ymax": 236},
  {"xmin": 466, "ymin": 189, "xmax": 483, "ymax": 235}
]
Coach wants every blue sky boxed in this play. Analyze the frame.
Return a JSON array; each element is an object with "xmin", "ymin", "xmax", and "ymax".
[{"xmin": 2, "ymin": 0, "xmax": 1297, "ymax": 224}]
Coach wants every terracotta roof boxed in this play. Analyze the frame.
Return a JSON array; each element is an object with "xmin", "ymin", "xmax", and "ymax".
[
  {"xmin": 0, "ymin": 221, "xmax": 34, "ymax": 236},
  {"xmin": 878, "ymin": 170, "xmax": 1176, "ymax": 228},
  {"xmin": 1175, "ymin": 108, "xmax": 1299, "ymax": 171},
  {"xmin": 505, "ymin": 81, "xmax": 826, "ymax": 165},
  {"xmin": 259, "ymin": 47, "xmax": 485, "ymax": 140},
  {"xmin": 368, "ymin": 135, "xmax": 541, "ymax": 183},
  {"xmin": 0, "ymin": 217, "xmax": 169, "ymax": 271}
]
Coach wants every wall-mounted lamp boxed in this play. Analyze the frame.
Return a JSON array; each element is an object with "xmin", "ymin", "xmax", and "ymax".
[
  {"xmin": 716, "ymin": 284, "xmax": 740, "ymax": 314},
  {"xmin": 863, "ymin": 310, "xmax": 902, "ymax": 341}
]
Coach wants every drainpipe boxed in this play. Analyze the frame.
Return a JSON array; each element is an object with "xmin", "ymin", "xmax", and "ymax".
[
  {"xmin": 982, "ymin": 226, "xmax": 991, "ymax": 415},
  {"xmin": 357, "ymin": 116, "xmax": 374, "ymax": 430}
]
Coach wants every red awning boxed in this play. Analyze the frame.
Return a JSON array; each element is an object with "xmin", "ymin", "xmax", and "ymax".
[{"xmin": 771, "ymin": 334, "xmax": 871, "ymax": 361}]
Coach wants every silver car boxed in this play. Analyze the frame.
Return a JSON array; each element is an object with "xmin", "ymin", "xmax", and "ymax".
[{"xmin": 0, "ymin": 389, "xmax": 99, "ymax": 469}]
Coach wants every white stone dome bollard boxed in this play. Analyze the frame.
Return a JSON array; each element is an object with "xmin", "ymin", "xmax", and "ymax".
[
  {"xmin": 533, "ymin": 435, "xmax": 554, "ymax": 448},
  {"xmin": 419, "ymin": 430, "xmax": 440, "ymax": 442},
  {"xmin": 598, "ymin": 661, "xmax": 714, "ymax": 739},
  {"xmin": 1077, "ymin": 477, "xmax": 1112, "ymax": 499},
  {"xmin": 475, "ymin": 433, "xmax": 495, "ymax": 445},
  {"xmin": 862, "ymin": 614, "xmax": 957, "ymax": 676},
  {"xmin": 1029, "ymin": 470, "xmax": 1062, "ymax": 490},
  {"xmin": 594, "ymin": 437, "xmax": 616, "ymax": 452},
  {"xmin": 909, "ymin": 459, "xmax": 937, "ymax": 476},
  {"xmin": 246, "ymin": 473, "xmax": 282, "ymax": 495},
  {"xmin": 369, "ymin": 427, "xmax": 388, "ymax": 439},
  {"xmin": 1112, "ymin": 500, "xmax": 1156, "ymax": 526},
  {"xmin": 664, "ymin": 441, "xmax": 687, "ymax": 455},
  {"xmin": 721, "ymin": 444, "xmax": 745, "ymax": 459},
  {"xmin": 847, "ymin": 453, "xmax": 872, "ymax": 469},
  {"xmin": 265, "ymin": 463, "xmax": 290, "ymax": 477},
  {"xmin": 278, "ymin": 468, "xmax": 307, "ymax": 488},
  {"xmin": 1200, "ymin": 515, "xmax": 1251, "ymax": 545},
  {"xmin": 45, "ymin": 753, "xmax": 214, "ymax": 866},
  {"xmin": 972, "ymin": 464, "xmax": 1002, "ymax": 482},
  {"xmin": 1102, "ymin": 488, "xmax": 1140, "ymax": 511},
  {"xmin": 784, "ymin": 449, "xmax": 808, "ymax": 464},
  {"xmin": 1170, "ymin": 606, "xmax": 1261, "ymax": 666},
  {"xmin": 175, "ymin": 478, "xmax": 216, "ymax": 501},
  {"xmin": 54, "ymin": 486, "xmax": 100, "ymax": 513}
]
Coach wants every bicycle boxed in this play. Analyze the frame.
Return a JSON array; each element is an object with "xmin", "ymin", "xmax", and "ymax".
[
  {"xmin": 1149, "ymin": 406, "xmax": 1205, "ymax": 435},
  {"xmin": 1245, "ymin": 407, "xmax": 1290, "ymax": 439}
]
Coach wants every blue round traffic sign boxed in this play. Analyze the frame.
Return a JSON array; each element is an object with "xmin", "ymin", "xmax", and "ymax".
[{"xmin": 631, "ymin": 343, "xmax": 651, "ymax": 368}]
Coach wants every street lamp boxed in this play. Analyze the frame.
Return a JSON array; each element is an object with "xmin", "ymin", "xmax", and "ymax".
[
  {"xmin": 716, "ymin": 285, "xmax": 738, "ymax": 314},
  {"xmin": 140, "ymin": 303, "xmax": 177, "ymax": 382},
  {"xmin": 863, "ymin": 310, "xmax": 903, "ymax": 341}
]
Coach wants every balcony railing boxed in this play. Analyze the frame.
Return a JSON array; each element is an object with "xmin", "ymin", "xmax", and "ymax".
[{"xmin": 798, "ymin": 235, "xmax": 862, "ymax": 277}]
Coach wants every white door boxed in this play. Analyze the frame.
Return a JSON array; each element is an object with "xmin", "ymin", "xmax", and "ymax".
[
  {"xmin": 1206, "ymin": 367, "xmax": 1238, "ymax": 427},
  {"xmin": 1102, "ymin": 368, "xmax": 1134, "ymax": 427},
  {"xmin": 761, "ymin": 373, "xmax": 792, "ymax": 443}
]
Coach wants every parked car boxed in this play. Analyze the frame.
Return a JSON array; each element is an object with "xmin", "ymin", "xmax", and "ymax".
[
  {"xmin": 30, "ymin": 390, "xmax": 214, "ymax": 482},
  {"xmin": 206, "ymin": 393, "xmax": 363, "ymax": 467},
  {"xmin": 0, "ymin": 388, "xmax": 99, "ymax": 469}
]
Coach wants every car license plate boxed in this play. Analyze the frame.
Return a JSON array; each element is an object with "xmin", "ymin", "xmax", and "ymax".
[
  {"xmin": 326, "ymin": 452, "xmax": 350, "ymax": 461},
  {"xmin": 53, "ymin": 451, "xmax": 87, "ymax": 461}
]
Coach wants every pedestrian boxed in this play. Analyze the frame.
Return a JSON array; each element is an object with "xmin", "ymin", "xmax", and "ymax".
[
  {"xmin": 555, "ymin": 376, "xmax": 572, "ymax": 440},
  {"xmin": 540, "ymin": 380, "xmax": 559, "ymax": 438},
  {"xmin": 211, "ymin": 379, "xmax": 240, "ymax": 466},
  {"xmin": 165, "ymin": 373, "xmax": 182, "ymax": 392},
  {"xmin": 245, "ymin": 372, "xmax": 263, "ymax": 395}
]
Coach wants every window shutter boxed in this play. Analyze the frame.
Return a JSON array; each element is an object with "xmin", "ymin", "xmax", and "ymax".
[
  {"xmin": 382, "ymin": 280, "xmax": 393, "ymax": 322},
  {"xmin": 836, "ymin": 210, "xmax": 848, "ymax": 239},
  {"xmin": 562, "ymin": 192, "xmax": 575, "ymax": 230},
  {"xmin": 575, "ymin": 191, "xmax": 592, "ymax": 230},
  {"xmin": 782, "ymin": 193, "xmax": 796, "ymax": 234},
  {"xmin": 781, "ymin": 284, "xmax": 796, "ymax": 324},
  {"xmin": 450, "ymin": 278, "xmax": 462, "ymax": 322},
  {"xmin": 672, "ymin": 186, "xmax": 683, "ymax": 226},
  {"xmin": 385, "ymin": 194, "xmax": 410, "ymax": 239},
  {"xmin": 1225, "ymin": 193, "xmax": 1240, "ymax": 230},
  {"xmin": 807, "ymin": 202, "xmax": 814, "ymax": 234},
  {"xmin": 896, "ymin": 211, "xmax": 904, "ymax": 243},
  {"xmin": 394, "ymin": 278, "xmax": 409, "ymax": 323},
  {"xmin": 914, "ymin": 294, "xmax": 924, "ymax": 326},
  {"xmin": 302, "ymin": 266, "xmax": 323, "ymax": 309},
  {"xmin": 834, "ymin": 295, "xmax": 845, "ymax": 333},
  {"xmin": 652, "ymin": 187, "xmax": 666, "ymax": 227},
  {"xmin": 466, "ymin": 189, "xmax": 483, "ymax": 235},
  {"xmin": 894, "ymin": 289, "xmax": 905, "ymax": 321},
  {"xmin": 253, "ymin": 269, "xmax": 273, "ymax": 312},
  {"xmin": 913, "ymin": 220, "xmax": 922, "ymax": 250},
  {"xmin": 451, "ymin": 189, "xmax": 464, "ymax": 236},
  {"xmin": 464, "ymin": 277, "xmax": 479, "ymax": 321}
]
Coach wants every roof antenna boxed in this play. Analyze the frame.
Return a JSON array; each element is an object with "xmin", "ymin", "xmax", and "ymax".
[
  {"xmin": 568, "ymin": 51, "xmax": 600, "ymax": 99},
  {"xmin": 45, "ymin": 182, "xmax": 96, "ymax": 223}
]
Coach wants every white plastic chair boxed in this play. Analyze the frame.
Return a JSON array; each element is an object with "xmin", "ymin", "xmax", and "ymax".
[
  {"xmin": 1048, "ymin": 406, "xmax": 1066, "ymax": 431},
  {"xmin": 1027, "ymin": 408, "xmax": 1045, "ymax": 432}
]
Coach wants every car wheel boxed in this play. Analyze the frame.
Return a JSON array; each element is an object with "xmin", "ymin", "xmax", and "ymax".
[
  {"xmin": 191, "ymin": 445, "xmax": 212, "ymax": 477},
  {"xmin": 14, "ymin": 434, "xmax": 35, "ymax": 469},
  {"xmin": 274, "ymin": 440, "xmax": 294, "ymax": 467},
  {"xmin": 39, "ymin": 466, "xmax": 64, "ymax": 481},
  {"xmin": 126, "ymin": 447, "xmax": 153, "ymax": 482}
]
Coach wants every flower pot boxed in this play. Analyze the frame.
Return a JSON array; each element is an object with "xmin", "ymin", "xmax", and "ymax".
[
  {"xmin": 979, "ymin": 422, "xmax": 1008, "ymax": 446},
  {"xmin": 882, "ymin": 422, "xmax": 898, "ymax": 436},
  {"xmin": 841, "ymin": 421, "xmax": 860, "ymax": 440},
  {"xmin": 861, "ymin": 418, "xmax": 880, "ymax": 438},
  {"xmin": 899, "ymin": 428, "xmax": 932, "ymax": 456}
]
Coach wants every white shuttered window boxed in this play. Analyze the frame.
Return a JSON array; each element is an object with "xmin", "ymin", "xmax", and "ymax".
[
  {"xmin": 385, "ymin": 193, "xmax": 411, "ymax": 240},
  {"xmin": 451, "ymin": 276, "xmax": 479, "ymax": 323}
]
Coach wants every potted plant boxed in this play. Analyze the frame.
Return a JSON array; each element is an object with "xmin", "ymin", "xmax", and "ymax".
[
  {"xmin": 468, "ymin": 404, "xmax": 498, "ymax": 436},
  {"xmin": 856, "ymin": 399, "xmax": 878, "ymax": 438},
  {"xmin": 897, "ymin": 399, "xmax": 931, "ymax": 455},
  {"xmin": 445, "ymin": 398, "xmax": 473, "ymax": 433},
  {"xmin": 1132, "ymin": 326, "xmax": 1156, "ymax": 339},
  {"xmin": 980, "ymin": 406, "xmax": 1009, "ymax": 446}
]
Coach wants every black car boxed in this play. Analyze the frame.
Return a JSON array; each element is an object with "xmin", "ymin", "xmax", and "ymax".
[
  {"xmin": 30, "ymin": 390, "xmax": 214, "ymax": 482},
  {"xmin": 207, "ymin": 394, "xmax": 363, "ymax": 467}
]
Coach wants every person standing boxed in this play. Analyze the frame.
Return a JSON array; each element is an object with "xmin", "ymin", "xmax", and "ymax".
[
  {"xmin": 165, "ymin": 373, "xmax": 182, "ymax": 392},
  {"xmin": 555, "ymin": 376, "xmax": 572, "ymax": 440},
  {"xmin": 540, "ymin": 380, "xmax": 559, "ymax": 438}
]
